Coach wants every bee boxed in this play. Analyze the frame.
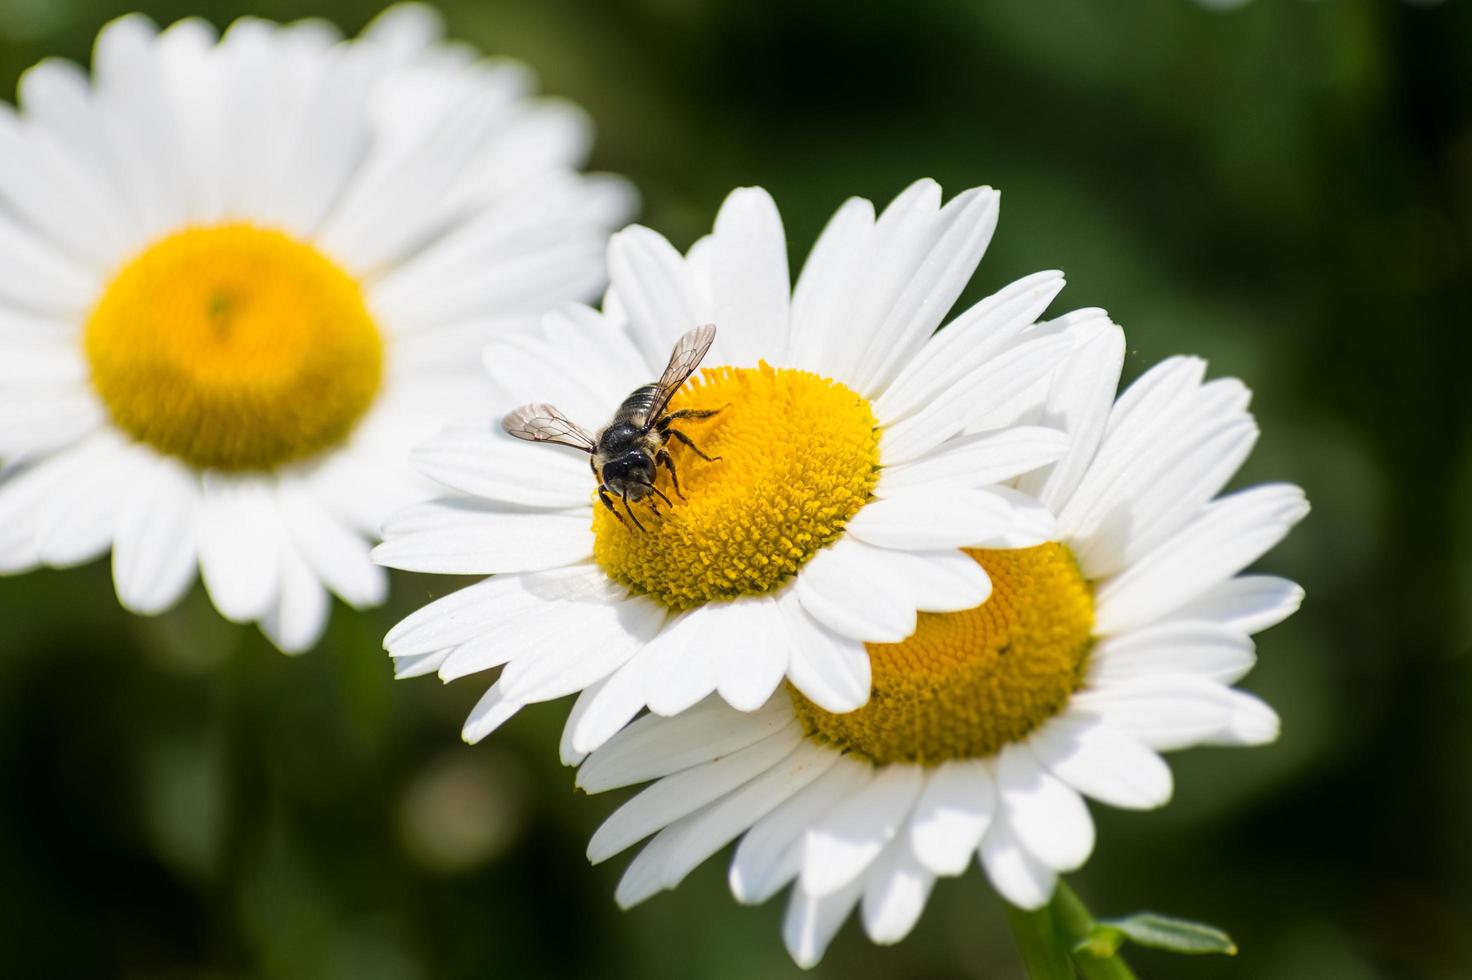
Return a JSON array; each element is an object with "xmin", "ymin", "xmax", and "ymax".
[{"xmin": 502, "ymin": 324, "xmax": 722, "ymax": 531}]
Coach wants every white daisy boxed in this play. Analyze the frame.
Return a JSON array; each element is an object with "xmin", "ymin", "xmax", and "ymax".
[
  {"xmin": 376, "ymin": 179, "xmax": 1087, "ymax": 749},
  {"xmin": 0, "ymin": 4, "xmax": 632, "ymax": 651},
  {"xmin": 572, "ymin": 318, "xmax": 1309, "ymax": 967}
]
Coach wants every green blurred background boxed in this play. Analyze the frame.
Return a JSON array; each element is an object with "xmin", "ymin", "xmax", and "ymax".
[{"xmin": 3, "ymin": 0, "xmax": 1471, "ymax": 977}]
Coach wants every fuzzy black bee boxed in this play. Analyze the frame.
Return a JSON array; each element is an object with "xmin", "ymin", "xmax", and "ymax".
[{"xmin": 502, "ymin": 324, "xmax": 722, "ymax": 530}]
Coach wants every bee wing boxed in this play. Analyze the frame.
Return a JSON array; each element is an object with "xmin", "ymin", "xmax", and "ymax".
[
  {"xmin": 501, "ymin": 403, "xmax": 598, "ymax": 453},
  {"xmin": 645, "ymin": 323, "xmax": 717, "ymax": 423}
]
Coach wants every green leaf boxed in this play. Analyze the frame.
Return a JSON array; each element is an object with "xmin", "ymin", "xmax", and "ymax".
[
  {"xmin": 1094, "ymin": 913, "xmax": 1238, "ymax": 956},
  {"xmin": 1074, "ymin": 925, "xmax": 1126, "ymax": 959}
]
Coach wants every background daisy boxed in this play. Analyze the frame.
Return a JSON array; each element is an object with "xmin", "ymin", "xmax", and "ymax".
[
  {"xmin": 573, "ymin": 315, "xmax": 1309, "ymax": 967},
  {"xmin": 0, "ymin": 3, "xmax": 632, "ymax": 651},
  {"xmin": 376, "ymin": 179, "xmax": 1095, "ymax": 751}
]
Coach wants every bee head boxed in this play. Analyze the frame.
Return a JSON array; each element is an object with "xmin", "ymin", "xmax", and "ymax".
[{"xmin": 601, "ymin": 452, "xmax": 657, "ymax": 499}]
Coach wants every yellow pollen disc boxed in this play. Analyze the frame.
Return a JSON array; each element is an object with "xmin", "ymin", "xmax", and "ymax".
[
  {"xmin": 791, "ymin": 544, "xmax": 1094, "ymax": 765},
  {"xmin": 592, "ymin": 363, "xmax": 879, "ymax": 608},
  {"xmin": 84, "ymin": 223, "xmax": 382, "ymax": 471}
]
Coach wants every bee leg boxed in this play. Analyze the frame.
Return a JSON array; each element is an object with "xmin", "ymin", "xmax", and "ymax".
[
  {"xmin": 641, "ymin": 479, "xmax": 673, "ymax": 508},
  {"xmin": 666, "ymin": 427, "xmax": 721, "ymax": 463},
  {"xmin": 660, "ymin": 407, "xmax": 723, "ymax": 423},
  {"xmin": 655, "ymin": 450, "xmax": 685, "ymax": 500},
  {"xmin": 621, "ymin": 490, "xmax": 647, "ymax": 532},
  {"xmin": 598, "ymin": 486, "xmax": 626, "ymax": 525}
]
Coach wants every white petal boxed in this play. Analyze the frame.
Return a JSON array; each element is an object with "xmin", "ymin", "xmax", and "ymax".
[
  {"xmin": 877, "ymin": 427, "xmax": 1069, "ymax": 494},
  {"xmin": 1028, "ymin": 715, "xmax": 1172, "ymax": 810},
  {"xmin": 113, "ymin": 455, "xmax": 199, "ymax": 615},
  {"xmin": 1203, "ymin": 688, "xmax": 1280, "ymax": 746},
  {"xmin": 434, "ymin": 572, "xmax": 639, "ymax": 682},
  {"xmin": 787, "ymin": 197, "xmax": 875, "ymax": 374},
  {"xmin": 0, "ymin": 338, "xmax": 89, "ymax": 382},
  {"xmin": 730, "ymin": 756, "xmax": 871, "ymax": 905},
  {"xmin": 578, "ymin": 695, "xmax": 793, "ymax": 792},
  {"xmin": 1066, "ymin": 399, "xmax": 1259, "ymax": 579},
  {"xmin": 1053, "ymin": 356, "xmax": 1224, "ymax": 543},
  {"xmin": 715, "ymin": 595, "xmax": 793, "ymax": 711},
  {"xmin": 861, "ymin": 837, "xmax": 936, "ymax": 945},
  {"xmin": 876, "ymin": 546, "xmax": 992, "ymax": 614},
  {"xmin": 995, "ymin": 743, "xmax": 1094, "ymax": 872},
  {"xmin": 410, "ymin": 424, "xmax": 592, "ymax": 509},
  {"xmin": 393, "ymin": 649, "xmax": 450, "ymax": 679},
  {"xmin": 306, "ymin": 445, "xmax": 423, "ymax": 538},
  {"xmin": 277, "ymin": 477, "xmax": 386, "ymax": 608},
  {"xmin": 1070, "ymin": 675, "xmax": 1251, "ymax": 751},
  {"xmin": 906, "ymin": 760, "xmax": 996, "ymax": 876},
  {"xmin": 0, "ymin": 106, "xmax": 130, "ymax": 269},
  {"xmin": 645, "ymin": 597, "xmax": 787, "ymax": 717},
  {"xmin": 0, "ymin": 384, "xmax": 103, "ymax": 461},
  {"xmin": 1093, "ymin": 484, "xmax": 1309, "ymax": 635},
  {"xmin": 104, "ymin": 15, "xmax": 197, "ymax": 231},
  {"xmin": 1166, "ymin": 575, "xmax": 1305, "ymax": 636},
  {"xmin": 496, "ymin": 593, "xmax": 665, "ymax": 704},
  {"xmin": 198, "ymin": 474, "xmax": 281, "ymax": 624},
  {"xmin": 483, "ymin": 320, "xmax": 630, "ymax": 429},
  {"xmin": 877, "ymin": 330, "xmax": 1073, "ymax": 463},
  {"xmin": 361, "ymin": 4, "xmax": 444, "ymax": 62},
  {"xmin": 808, "ymin": 179, "xmax": 943, "ymax": 385},
  {"xmin": 710, "ymin": 187, "xmax": 790, "ymax": 367},
  {"xmin": 845, "ymin": 485, "xmax": 1057, "ymax": 551},
  {"xmin": 606, "ymin": 224, "xmax": 703, "ymax": 369},
  {"xmin": 610, "ymin": 818, "xmax": 690, "ymax": 910},
  {"xmin": 1015, "ymin": 313, "xmax": 1126, "ymax": 512},
  {"xmin": 587, "ymin": 721, "xmax": 802, "ymax": 863},
  {"xmin": 373, "ymin": 498, "xmax": 593, "ymax": 574},
  {"xmin": 780, "ymin": 589, "xmax": 872, "ymax": 712},
  {"xmin": 1103, "ymin": 356, "xmax": 1207, "ymax": 437},
  {"xmin": 783, "ymin": 878, "xmax": 864, "ymax": 970},
  {"xmin": 384, "ymin": 568, "xmax": 570, "ymax": 657},
  {"xmin": 0, "ymin": 439, "xmax": 104, "ymax": 572},
  {"xmin": 568, "ymin": 644, "xmax": 661, "ymax": 754},
  {"xmin": 461, "ymin": 680, "xmax": 523, "ymax": 744},
  {"xmin": 1088, "ymin": 621, "xmax": 1257, "ymax": 686},
  {"xmin": 794, "ymin": 535, "xmax": 917, "ymax": 642},
  {"xmin": 259, "ymin": 538, "xmax": 330, "ymax": 654},
  {"xmin": 31, "ymin": 436, "xmax": 135, "ymax": 567},
  {"xmin": 850, "ymin": 187, "xmax": 1001, "ymax": 396},
  {"xmin": 560, "ymin": 679, "xmax": 603, "ymax": 766},
  {"xmin": 0, "ymin": 215, "xmax": 92, "ymax": 319},
  {"xmin": 798, "ymin": 538, "xmax": 989, "ymax": 634},
  {"xmin": 635, "ymin": 609, "xmax": 720, "ymax": 717},
  {"xmin": 875, "ymin": 269, "xmax": 1067, "ymax": 425},
  {"xmin": 801, "ymin": 763, "xmax": 925, "ymax": 897},
  {"xmin": 616, "ymin": 739, "xmax": 839, "ymax": 908},
  {"xmin": 978, "ymin": 816, "xmax": 1056, "ymax": 910}
]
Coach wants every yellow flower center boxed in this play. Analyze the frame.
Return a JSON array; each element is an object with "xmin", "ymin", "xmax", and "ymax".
[
  {"xmin": 592, "ymin": 363, "xmax": 879, "ymax": 608},
  {"xmin": 84, "ymin": 223, "xmax": 382, "ymax": 471},
  {"xmin": 791, "ymin": 544, "xmax": 1094, "ymax": 765}
]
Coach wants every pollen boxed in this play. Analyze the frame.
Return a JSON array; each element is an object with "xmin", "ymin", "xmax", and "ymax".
[
  {"xmin": 592, "ymin": 363, "xmax": 879, "ymax": 608},
  {"xmin": 791, "ymin": 544, "xmax": 1094, "ymax": 765},
  {"xmin": 84, "ymin": 223, "xmax": 382, "ymax": 471}
]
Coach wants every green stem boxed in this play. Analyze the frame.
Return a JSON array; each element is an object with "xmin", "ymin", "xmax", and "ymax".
[
  {"xmin": 1005, "ymin": 901, "xmax": 1075, "ymax": 980},
  {"xmin": 1052, "ymin": 882, "xmax": 1139, "ymax": 980}
]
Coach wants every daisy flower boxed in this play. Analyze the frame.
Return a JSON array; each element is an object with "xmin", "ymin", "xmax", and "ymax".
[
  {"xmin": 0, "ymin": 4, "xmax": 631, "ymax": 651},
  {"xmin": 572, "ymin": 317, "xmax": 1308, "ymax": 967},
  {"xmin": 376, "ymin": 179, "xmax": 1085, "ymax": 749}
]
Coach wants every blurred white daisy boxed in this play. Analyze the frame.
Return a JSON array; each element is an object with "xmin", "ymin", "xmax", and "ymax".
[
  {"xmin": 0, "ymin": 4, "xmax": 632, "ymax": 651},
  {"xmin": 376, "ymin": 180, "xmax": 1087, "ymax": 749},
  {"xmin": 573, "ymin": 318, "xmax": 1308, "ymax": 967}
]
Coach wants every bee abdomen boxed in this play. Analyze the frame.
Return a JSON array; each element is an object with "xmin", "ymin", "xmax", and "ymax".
[{"xmin": 617, "ymin": 384, "xmax": 661, "ymax": 421}]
